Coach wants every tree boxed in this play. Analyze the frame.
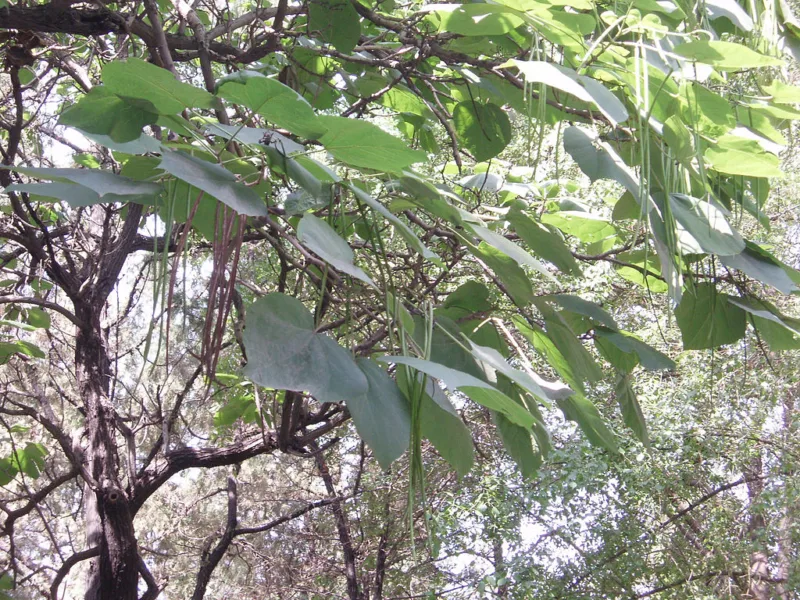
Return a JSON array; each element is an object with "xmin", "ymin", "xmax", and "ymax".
[{"xmin": 0, "ymin": 0, "xmax": 799, "ymax": 597}]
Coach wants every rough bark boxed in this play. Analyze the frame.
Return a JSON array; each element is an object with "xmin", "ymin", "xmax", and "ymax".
[
  {"xmin": 76, "ymin": 303, "xmax": 139, "ymax": 600},
  {"xmin": 744, "ymin": 455, "xmax": 770, "ymax": 600}
]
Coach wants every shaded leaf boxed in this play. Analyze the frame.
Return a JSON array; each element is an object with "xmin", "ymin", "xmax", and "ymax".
[
  {"xmin": 557, "ymin": 395, "xmax": 618, "ymax": 451},
  {"xmin": 674, "ymin": 283, "xmax": 746, "ymax": 349},
  {"xmin": 309, "ymin": 0, "xmax": 361, "ymax": 53},
  {"xmin": 348, "ymin": 358, "xmax": 411, "ymax": 469},
  {"xmin": 103, "ymin": 58, "xmax": 219, "ymax": 113},
  {"xmin": 453, "ymin": 100, "xmax": 513, "ymax": 162},
  {"xmin": 159, "ymin": 150, "xmax": 267, "ymax": 216},
  {"xmin": 615, "ymin": 373, "xmax": 649, "ymax": 446},
  {"xmin": 298, "ymin": 215, "xmax": 375, "ymax": 286},
  {"xmin": 378, "ymin": 355, "xmax": 536, "ymax": 427},
  {"xmin": 244, "ymin": 293, "xmax": 369, "ymax": 403},
  {"xmin": 59, "ymin": 86, "xmax": 159, "ymax": 143}
]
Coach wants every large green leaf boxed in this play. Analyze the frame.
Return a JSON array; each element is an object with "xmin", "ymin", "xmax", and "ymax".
[
  {"xmin": 538, "ymin": 307, "xmax": 603, "ymax": 386},
  {"xmin": 705, "ymin": 135, "xmax": 784, "ymax": 177},
  {"xmin": 6, "ymin": 182, "xmax": 104, "ymax": 207},
  {"xmin": 414, "ymin": 316, "xmax": 486, "ymax": 381},
  {"xmin": 243, "ymin": 294, "xmax": 368, "ymax": 403},
  {"xmin": 678, "ymin": 83, "xmax": 736, "ymax": 138},
  {"xmin": 442, "ymin": 281, "xmax": 493, "ymax": 316},
  {"xmin": 673, "ymin": 40, "xmax": 782, "ymax": 70},
  {"xmin": 379, "ymin": 355, "xmax": 536, "ymax": 427},
  {"xmin": 452, "ymin": 101, "xmax": 512, "ymax": 162},
  {"xmin": 103, "ymin": 58, "xmax": 219, "ymax": 114},
  {"xmin": 216, "ymin": 71, "xmax": 327, "ymax": 139},
  {"xmin": 469, "ymin": 341, "xmax": 572, "ymax": 403},
  {"xmin": 398, "ymin": 370, "xmax": 474, "ymax": 476},
  {"xmin": 506, "ymin": 60, "xmax": 628, "ymax": 126},
  {"xmin": 556, "ymin": 395, "xmax": 618, "ymax": 451},
  {"xmin": 468, "ymin": 241, "xmax": 534, "ymax": 307},
  {"xmin": 318, "ymin": 116, "xmax": 428, "ymax": 172},
  {"xmin": 297, "ymin": 214, "xmax": 375, "ymax": 286},
  {"xmin": 666, "ymin": 193, "xmax": 745, "ymax": 255},
  {"xmin": 720, "ymin": 242, "xmax": 799, "ymax": 294},
  {"xmin": 59, "ymin": 86, "xmax": 159, "ymax": 143},
  {"xmin": 615, "ymin": 374, "xmax": 649, "ymax": 446},
  {"xmin": 540, "ymin": 211, "xmax": 618, "ymax": 244},
  {"xmin": 728, "ymin": 296, "xmax": 800, "ymax": 337},
  {"xmin": 158, "ymin": 150, "xmax": 267, "ymax": 216},
  {"xmin": 469, "ymin": 224, "xmax": 556, "ymax": 281},
  {"xmin": 513, "ymin": 315, "xmax": 584, "ymax": 393},
  {"xmin": 594, "ymin": 327, "xmax": 675, "ymax": 371},
  {"xmin": 348, "ymin": 359, "xmax": 411, "ymax": 469},
  {"xmin": 429, "ymin": 3, "xmax": 525, "ymax": 35},
  {"xmin": 507, "ymin": 210, "xmax": 582, "ymax": 275},
  {"xmin": 563, "ymin": 126, "xmax": 647, "ymax": 211},
  {"xmin": 706, "ymin": 0, "xmax": 754, "ymax": 31},
  {"xmin": 546, "ymin": 295, "xmax": 618, "ymax": 330},
  {"xmin": 3, "ymin": 167, "xmax": 162, "ymax": 205},
  {"xmin": 674, "ymin": 283, "xmax": 747, "ymax": 349},
  {"xmin": 495, "ymin": 411, "xmax": 541, "ymax": 478},
  {"xmin": 309, "ymin": 0, "xmax": 361, "ymax": 53},
  {"xmin": 349, "ymin": 184, "xmax": 438, "ymax": 262}
]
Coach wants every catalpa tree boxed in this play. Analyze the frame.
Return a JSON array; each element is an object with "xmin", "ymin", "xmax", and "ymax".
[{"xmin": 0, "ymin": 0, "xmax": 798, "ymax": 598}]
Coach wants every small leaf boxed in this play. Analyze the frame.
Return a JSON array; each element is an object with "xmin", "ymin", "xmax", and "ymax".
[
  {"xmin": 615, "ymin": 373, "xmax": 649, "ymax": 446},
  {"xmin": 14, "ymin": 443, "xmax": 47, "ymax": 479},
  {"xmin": 25, "ymin": 308, "xmax": 50, "ymax": 329}
]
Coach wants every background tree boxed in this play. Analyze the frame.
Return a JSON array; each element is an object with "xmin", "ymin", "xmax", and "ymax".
[{"xmin": 0, "ymin": 0, "xmax": 799, "ymax": 598}]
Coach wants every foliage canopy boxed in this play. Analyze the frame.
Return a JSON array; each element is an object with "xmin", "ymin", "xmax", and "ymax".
[{"xmin": 0, "ymin": 0, "xmax": 799, "ymax": 597}]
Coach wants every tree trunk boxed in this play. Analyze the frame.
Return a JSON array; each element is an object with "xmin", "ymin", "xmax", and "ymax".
[
  {"xmin": 77, "ymin": 304, "xmax": 139, "ymax": 600},
  {"xmin": 744, "ymin": 455, "xmax": 770, "ymax": 600}
]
